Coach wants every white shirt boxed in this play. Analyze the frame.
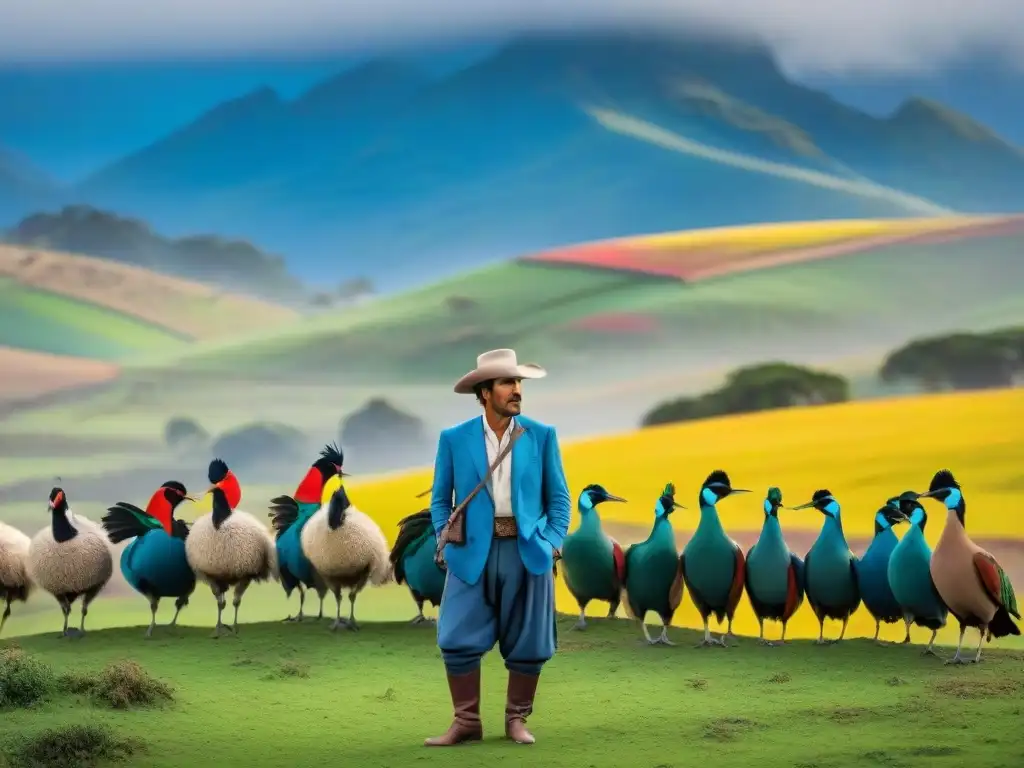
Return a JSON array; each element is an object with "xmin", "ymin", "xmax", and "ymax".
[{"xmin": 482, "ymin": 415, "xmax": 515, "ymax": 518}]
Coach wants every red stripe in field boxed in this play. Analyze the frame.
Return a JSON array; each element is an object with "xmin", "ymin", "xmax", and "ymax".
[{"xmin": 565, "ymin": 313, "xmax": 661, "ymax": 333}]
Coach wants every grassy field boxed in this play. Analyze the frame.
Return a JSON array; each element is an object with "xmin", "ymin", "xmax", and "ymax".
[
  {"xmin": 1, "ymin": 619, "xmax": 1022, "ymax": 768},
  {"xmin": 137, "ymin": 223, "xmax": 1024, "ymax": 382},
  {"xmin": 2, "ymin": 388, "xmax": 1021, "ymax": 650}
]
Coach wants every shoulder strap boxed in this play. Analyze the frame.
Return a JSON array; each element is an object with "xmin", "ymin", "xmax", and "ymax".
[{"xmin": 451, "ymin": 425, "xmax": 524, "ymax": 517}]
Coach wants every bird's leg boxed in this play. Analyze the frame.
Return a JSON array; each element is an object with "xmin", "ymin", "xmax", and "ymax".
[
  {"xmin": 641, "ymin": 621, "xmax": 658, "ymax": 645},
  {"xmin": 329, "ymin": 588, "xmax": 347, "ymax": 631},
  {"xmin": 779, "ymin": 621, "xmax": 788, "ymax": 645},
  {"xmin": 945, "ymin": 624, "xmax": 968, "ymax": 665},
  {"xmin": 145, "ymin": 596, "xmax": 159, "ymax": 638},
  {"xmin": 921, "ymin": 629, "xmax": 939, "ymax": 657},
  {"xmin": 901, "ymin": 616, "xmax": 912, "ymax": 644},
  {"xmin": 872, "ymin": 620, "xmax": 886, "ymax": 646},
  {"xmin": 972, "ymin": 627, "xmax": 986, "ymax": 664},
  {"xmin": 58, "ymin": 596, "xmax": 72, "ymax": 638},
  {"xmin": 346, "ymin": 591, "xmax": 360, "ymax": 631},
  {"xmin": 76, "ymin": 589, "xmax": 99, "ymax": 637},
  {"xmin": 758, "ymin": 618, "xmax": 775, "ymax": 646},
  {"xmin": 210, "ymin": 587, "xmax": 231, "ymax": 638},
  {"xmin": 834, "ymin": 616, "xmax": 849, "ymax": 644},
  {"xmin": 724, "ymin": 615, "xmax": 738, "ymax": 645},
  {"xmin": 656, "ymin": 618, "xmax": 675, "ymax": 646},
  {"xmin": 0, "ymin": 596, "xmax": 12, "ymax": 637},
  {"xmin": 169, "ymin": 595, "xmax": 188, "ymax": 627},
  {"xmin": 409, "ymin": 597, "xmax": 427, "ymax": 625},
  {"xmin": 607, "ymin": 600, "xmax": 619, "ymax": 619},
  {"xmin": 317, "ymin": 591, "xmax": 325, "ymax": 620},
  {"xmin": 571, "ymin": 608, "xmax": 587, "ymax": 631},
  {"xmin": 284, "ymin": 586, "xmax": 306, "ymax": 622},
  {"xmin": 815, "ymin": 615, "xmax": 828, "ymax": 645},
  {"xmin": 231, "ymin": 580, "xmax": 251, "ymax": 635},
  {"xmin": 696, "ymin": 618, "xmax": 726, "ymax": 648}
]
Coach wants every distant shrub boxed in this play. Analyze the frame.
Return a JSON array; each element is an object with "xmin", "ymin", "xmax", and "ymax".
[
  {"xmin": 339, "ymin": 398, "xmax": 431, "ymax": 473},
  {"xmin": 162, "ymin": 416, "xmax": 209, "ymax": 450},
  {"xmin": 210, "ymin": 421, "xmax": 307, "ymax": 474},
  {"xmin": 59, "ymin": 660, "xmax": 173, "ymax": 710},
  {"xmin": 880, "ymin": 328, "xmax": 1023, "ymax": 392},
  {"xmin": 9, "ymin": 723, "xmax": 141, "ymax": 768},
  {"xmin": 445, "ymin": 295, "xmax": 478, "ymax": 313},
  {"xmin": 0, "ymin": 648, "xmax": 55, "ymax": 709},
  {"xmin": 642, "ymin": 362, "xmax": 849, "ymax": 428}
]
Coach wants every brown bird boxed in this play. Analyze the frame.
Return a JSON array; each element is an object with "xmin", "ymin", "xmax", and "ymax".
[{"xmin": 920, "ymin": 469, "xmax": 1020, "ymax": 665}]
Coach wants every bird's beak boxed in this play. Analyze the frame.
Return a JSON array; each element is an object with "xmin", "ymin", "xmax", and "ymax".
[
  {"xmin": 729, "ymin": 488, "xmax": 751, "ymax": 494},
  {"xmin": 604, "ymin": 494, "xmax": 628, "ymax": 503},
  {"xmin": 184, "ymin": 494, "xmax": 199, "ymax": 503},
  {"xmin": 789, "ymin": 501, "xmax": 816, "ymax": 510},
  {"xmin": 672, "ymin": 502, "xmax": 687, "ymax": 510},
  {"xmin": 415, "ymin": 487, "xmax": 432, "ymax": 499},
  {"xmin": 916, "ymin": 489, "xmax": 938, "ymax": 499}
]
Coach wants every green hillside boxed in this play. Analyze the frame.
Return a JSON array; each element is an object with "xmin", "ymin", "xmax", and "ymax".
[
  {"xmin": 0, "ymin": 278, "xmax": 188, "ymax": 360},
  {"xmin": 140, "ymin": 231, "xmax": 1024, "ymax": 382}
]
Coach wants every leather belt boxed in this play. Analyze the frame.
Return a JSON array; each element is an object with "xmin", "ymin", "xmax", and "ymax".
[{"xmin": 493, "ymin": 517, "xmax": 518, "ymax": 539}]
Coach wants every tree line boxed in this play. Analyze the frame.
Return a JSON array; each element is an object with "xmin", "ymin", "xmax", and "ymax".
[{"xmin": 642, "ymin": 326, "xmax": 1023, "ymax": 428}]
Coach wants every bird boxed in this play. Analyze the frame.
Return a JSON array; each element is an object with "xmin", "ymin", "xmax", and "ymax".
[
  {"xmin": 27, "ymin": 487, "xmax": 113, "ymax": 638},
  {"xmin": 268, "ymin": 442, "xmax": 346, "ymax": 622},
  {"xmin": 0, "ymin": 521, "xmax": 33, "ymax": 636},
  {"xmin": 884, "ymin": 490, "xmax": 948, "ymax": 656},
  {"xmin": 680, "ymin": 470, "xmax": 751, "ymax": 648},
  {"xmin": 101, "ymin": 480, "xmax": 198, "ymax": 637},
  {"xmin": 919, "ymin": 469, "xmax": 1019, "ymax": 665},
  {"xmin": 185, "ymin": 459, "xmax": 278, "ymax": 638},
  {"xmin": 300, "ymin": 484, "xmax": 392, "ymax": 632},
  {"xmin": 390, "ymin": 507, "xmax": 446, "ymax": 624},
  {"xmin": 854, "ymin": 496, "xmax": 905, "ymax": 645},
  {"xmin": 744, "ymin": 487, "xmax": 804, "ymax": 646},
  {"xmin": 792, "ymin": 489, "xmax": 861, "ymax": 644},
  {"xmin": 621, "ymin": 482, "xmax": 685, "ymax": 646},
  {"xmin": 559, "ymin": 484, "xmax": 628, "ymax": 630}
]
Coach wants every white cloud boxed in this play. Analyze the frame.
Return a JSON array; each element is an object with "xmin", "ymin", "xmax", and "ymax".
[{"xmin": 2, "ymin": 0, "xmax": 1023, "ymax": 75}]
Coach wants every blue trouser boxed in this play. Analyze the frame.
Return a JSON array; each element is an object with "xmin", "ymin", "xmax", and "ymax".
[{"xmin": 437, "ymin": 537, "xmax": 556, "ymax": 676}]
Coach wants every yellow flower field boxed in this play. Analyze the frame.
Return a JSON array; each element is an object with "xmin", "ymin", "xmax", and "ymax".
[{"xmin": 621, "ymin": 215, "xmax": 989, "ymax": 253}]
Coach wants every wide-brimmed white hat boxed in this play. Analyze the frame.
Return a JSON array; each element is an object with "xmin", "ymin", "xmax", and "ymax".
[{"xmin": 454, "ymin": 349, "xmax": 547, "ymax": 394}]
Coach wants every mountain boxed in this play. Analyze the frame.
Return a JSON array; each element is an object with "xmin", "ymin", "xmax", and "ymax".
[
  {"xmin": 69, "ymin": 31, "xmax": 1024, "ymax": 289},
  {"xmin": 0, "ymin": 144, "xmax": 61, "ymax": 224}
]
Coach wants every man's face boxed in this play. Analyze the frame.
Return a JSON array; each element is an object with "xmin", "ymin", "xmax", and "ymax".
[{"xmin": 486, "ymin": 377, "xmax": 522, "ymax": 417}]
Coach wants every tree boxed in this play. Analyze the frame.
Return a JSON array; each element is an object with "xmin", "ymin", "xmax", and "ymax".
[
  {"xmin": 163, "ymin": 416, "xmax": 209, "ymax": 450},
  {"xmin": 210, "ymin": 421, "xmax": 308, "ymax": 476},
  {"xmin": 879, "ymin": 332, "xmax": 1017, "ymax": 391},
  {"xmin": 339, "ymin": 398, "xmax": 430, "ymax": 473},
  {"xmin": 445, "ymin": 295, "xmax": 478, "ymax": 313},
  {"xmin": 640, "ymin": 362, "xmax": 848, "ymax": 428}
]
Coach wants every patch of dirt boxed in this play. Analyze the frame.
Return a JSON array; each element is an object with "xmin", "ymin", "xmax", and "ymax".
[
  {"xmin": 932, "ymin": 677, "xmax": 1021, "ymax": 699},
  {"xmin": 0, "ymin": 347, "xmax": 120, "ymax": 404},
  {"xmin": 702, "ymin": 716, "xmax": 762, "ymax": 741}
]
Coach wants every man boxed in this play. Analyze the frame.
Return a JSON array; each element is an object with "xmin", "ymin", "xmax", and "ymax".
[{"xmin": 425, "ymin": 348, "xmax": 571, "ymax": 747}]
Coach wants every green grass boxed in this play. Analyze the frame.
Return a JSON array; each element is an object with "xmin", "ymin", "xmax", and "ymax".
[
  {"xmin": 1, "ymin": 618, "xmax": 1021, "ymax": 768},
  {"xmin": 0, "ymin": 279, "xmax": 188, "ymax": 360},
  {"xmin": 134, "ymin": 231, "xmax": 1024, "ymax": 382}
]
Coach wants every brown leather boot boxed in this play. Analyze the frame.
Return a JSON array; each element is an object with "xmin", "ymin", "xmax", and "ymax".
[
  {"xmin": 423, "ymin": 669, "xmax": 483, "ymax": 746},
  {"xmin": 504, "ymin": 670, "xmax": 540, "ymax": 744}
]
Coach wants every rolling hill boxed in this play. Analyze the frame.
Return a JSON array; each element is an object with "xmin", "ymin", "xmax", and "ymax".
[
  {"xmin": 64, "ymin": 31, "xmax": 1024, "ymax": 288},
  {"xmin": 0, "ymin": 245, "xmax": 300, "ymax": 402},
  {"xmin": 142, "ymin": 215, "xmax": 1024, "ymax": 383}
]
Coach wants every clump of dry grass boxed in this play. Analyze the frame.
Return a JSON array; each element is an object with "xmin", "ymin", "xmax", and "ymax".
[
  {"xmin": 0, "ymin": 648, "xmax": 55, "ymax": 709},
  {"xmin": 7, "ymin": 723, "xmax": 141, "ymax": 768},
  {"xmin": 59, "ymin": 660, "xmax": 173, "ymax": 710}
]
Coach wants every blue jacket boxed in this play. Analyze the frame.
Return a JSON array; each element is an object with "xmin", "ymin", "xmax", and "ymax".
[{"xmin": 429, "ymin": 414, "xmax": 572, "ymax": 586}]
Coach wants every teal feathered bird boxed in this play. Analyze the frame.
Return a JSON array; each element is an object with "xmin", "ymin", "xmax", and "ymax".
[
  {"xmin": 884, "ymin": 491, "xmax": 948, "ymax": 655},
  {"xmin": 681, "ymin": 470, "xmax": 751, "ymax": 648},
  {"xmin": 744, "ymin": 487, "xmax": 805, "ymax": 646},
  {"xmin": 268, "ymin": 443, "xmax": 345, "ymax": 622},
  {"xmin": 560, "ymin": 484, "xmax": 628, "ymax": 630},
  {"xmin": 101, "ymin": 481, "xmax": 197, "ymax": 637},
  {"xmin": 792, "ymin": 489, "xmax": 861, "ymax": 644},
  {"xmin": 854, "ymin": 497, "xmax": 904, "ymax": 644},
  {"xmin": 390, "ymin": 507, "xmax": 446, "ymax": 624},
  {"xmin": 622, "ymin": 483, "xmax": 685, "ymax": 645}
]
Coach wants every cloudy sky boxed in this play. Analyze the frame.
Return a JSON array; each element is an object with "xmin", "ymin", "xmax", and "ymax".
[{"xmin": 2, "ymin": 0, "xmax": 1023, "ymax": 75}]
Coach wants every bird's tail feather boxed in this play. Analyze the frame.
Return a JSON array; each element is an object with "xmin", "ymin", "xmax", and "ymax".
[
  {"xmin": 101, "ymin": 502, "xmax": 162, "ymax": 544},
  {"xmin": 268, "ymin": 495, "xmax": 300, "ymax": 539},
  {"xmin": 989, "ymin": 606, "xmax": 1021, "ymax": 638}
]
